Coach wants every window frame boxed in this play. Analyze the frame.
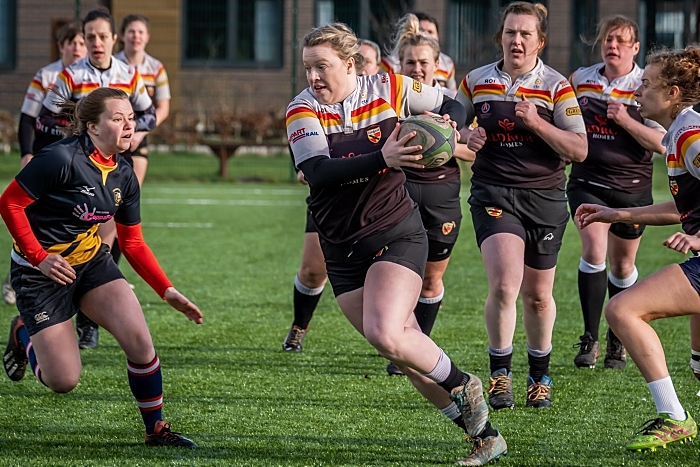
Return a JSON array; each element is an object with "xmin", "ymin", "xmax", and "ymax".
[{"xmin": 181, "ymin": 0, "xmax": 284, "ymax": 69}]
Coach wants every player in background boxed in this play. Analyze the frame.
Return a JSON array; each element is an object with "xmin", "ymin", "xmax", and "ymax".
[
  {"xmin": 568, "ymin": 16, "xmax": 665, "ymax": 370},
  {"xmin": 457, "ymin": 2, "xmax": 587, "ymax": 410},
  {"xmin": 358, "ymin": 39, "xmax": 381, "ymax": 76},
  {"xmin": 115, "ymin": 13, "xmax": 171, "ymax": 186},
  {"xmin": 282, "ymin": 38, "xmax": 382, "ymax": 352},
  {"xmin": 380, "ymin": 11, "xmax": 457, "ymax": 92},
  {"xmin": 36, "ymin": 8, "xmax": 157, "ymax": 349},
  {"xmin": 288, "ymin": 23, "xmax": 507, "ymax": 465},
  {"xmin": 2, "ymin": 22, "xmax": 87, "ymax": 307},
  {"xmin": 575, "ymin": 44, "xmax": 700, "ymax": 451},
  {"xmin": 1, "ymin": 87, "xmax": 201, "ymax": 447},
  {"xmin": 383, "ymin": 13, "xmax": 474, "ymax": 376}
]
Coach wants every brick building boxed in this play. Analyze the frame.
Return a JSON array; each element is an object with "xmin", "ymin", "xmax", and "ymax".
[{"xmin": 0, "ymin": 0, "xmax": 697, "ymax": 140}]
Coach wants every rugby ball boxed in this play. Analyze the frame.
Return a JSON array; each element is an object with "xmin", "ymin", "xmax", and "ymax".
[{"xmin": 398, "ymin": 115, "xmax": 456, "ymax": 168}]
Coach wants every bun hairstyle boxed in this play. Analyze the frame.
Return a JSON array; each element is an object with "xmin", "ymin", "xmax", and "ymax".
[
  {"xmin": 390, "ymin": 13, "xmax": 440, "ymax": 64},
  {"xmin": 493, "ymin": 1, "xmax": 548, "ymax": 54},
  {"xmin": 646, "ymin": 44, "xmax": 700, "ymax": 115},
  {"xmin": 302, "ymin": 22, "xmax": 365, "ymax": 74},
  {"xmin": 56, "ymin": 87, "xmax": 130, "ymax": 136}
]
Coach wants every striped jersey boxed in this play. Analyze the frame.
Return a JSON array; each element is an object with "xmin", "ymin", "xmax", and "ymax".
[
  {"xmin": 456, "ymin": 59, "xmax": 586, "ymax": 189},
  {"xmin": 403, "ymin": 79, "xmax": 460, "ymax": 183},
  {"xmin": 21, "ymin": 60, "xmax": 65, "ymax": 118},
  {"xmin": 569, "ymin": 62, "xmax": 664, "ymax": 193},
  {"xmin": 114, "ymin": 51, "xmax": 171, "ymax": 102},
  {"xmin": 286, "ymin": 73, "xmax": 444, "ymax": 244},
  {"xmin": 12, "ymin": 134, "xmax": 140, "ymax": 267},
  {"xmin": 663, "ymin": 107, "xmax": 700, "ymax": 235},
  {"xmin": 43, "ymin": 56, "xmax": 152, "ymax": 113},
  {"xmin": 380, "ymin": 52, "xmax": 457, "ymax": 91}
]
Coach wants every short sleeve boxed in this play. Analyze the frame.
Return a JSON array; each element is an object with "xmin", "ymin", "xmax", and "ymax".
[
  {"xmin": 551, "ymin": 79, "xmax": 586, "ymax": 134},
  {"xmin": 286, "ymin": 101, "xmax": 329, "ymax": 167}
]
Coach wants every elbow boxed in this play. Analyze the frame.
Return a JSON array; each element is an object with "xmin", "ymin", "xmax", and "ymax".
[{"xmin": 567, "ymin": 137, "xmax": 588, "ymax": 163}]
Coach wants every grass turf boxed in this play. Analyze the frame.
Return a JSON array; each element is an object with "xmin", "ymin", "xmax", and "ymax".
[{"xmin": 0, "ymin": 152, "xmax": 698, "ymax": 466}]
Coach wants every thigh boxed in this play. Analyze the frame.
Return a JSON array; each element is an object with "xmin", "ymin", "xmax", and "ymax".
[
  {"xmin": 521, "ymin": 265, "xmax": 556, "ymax": 300},
  {"xmin": 79, "ymin": 279, "xmax": 154, "ymax": 362},
  {"xmin": 609, "ymin": 263, "xmax": 700, "ymax": 321},
  {"xmin": 131, "ymin": 156, "xmax": 149, "ymax": 187},
  {"xmin": 363, "ymin": 261, "xmax": 423, "ymax": 335},
  {"xmin": 480, "ymin": 233, "xmax": 525, "ymax": 289},
  {"xmin": 300, "ymin": 232, "xmax": 326, "ymax": 277},
  {"xmin": 29, "ymin": 319, "xmax": 81, "ymax": 382}
]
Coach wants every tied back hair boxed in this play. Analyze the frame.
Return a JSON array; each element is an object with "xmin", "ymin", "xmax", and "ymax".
[
  {"xmin": 646, "ymin": 44, "xmax": 700, "ymax": 115},
  {"xmin": 302, "ymin": 23, "xmax": 365, "ymax": 74},
  {"xmin": 54, "ymin": 87, "xmax": 130, "ymax": 135},
  {"xmin": 390, "ymin": 13, "xmax": 440, "ymax": 64}
]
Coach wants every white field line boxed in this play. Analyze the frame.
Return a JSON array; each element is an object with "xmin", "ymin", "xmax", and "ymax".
[
  {"xmin": 141, "ymin": 198, "xmax": 305, "ymax": 206},
  {"xmin": 142, "ymin": 222, "xmax": 214, "ymax": 228},
  {"xmin": 143, "ymin": 187, "xmax": 302, "ymax": 196}
]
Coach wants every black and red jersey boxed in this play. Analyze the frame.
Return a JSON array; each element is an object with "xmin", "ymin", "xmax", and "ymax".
[
  {"xmin": 12, "ymin": 134, "xmax": 140, "ymax": 266},
  {"xmin": 569, "ymin": 63, "xmax": 664, "ymax": 193}
]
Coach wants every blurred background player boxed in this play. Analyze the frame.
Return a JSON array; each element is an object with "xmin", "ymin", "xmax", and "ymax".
[
  {"xmin": 36, "ymin": 8, "xmax": 157, "ymax": 349},
  {"xmin": 358, "ymin": 39, "xmax": 381, "ymax": 76},
  {"xmin": 575, "ymin": 44, "xmax": 700, "ymax": 451},
  {"xmin": 115, "ymin": 13, "xmax": 171, "ymax": 186},
  {"xmin": 2, "ymin": 22, "xmax": 87, "ymax": 307},
  {"xmin": 282, "ymin": 37, "xmax": 382, "ymax": 352},
  {"xmin": 384, "ymin": 13, "xmax": 474, "ymax": 376},
  {"xmin": 567, "ymin": 15, "xmax": 665, "ymax": 370},
  {"xmin": 457, "ymin": 2, "xmax": 587, "ymax": 410},
  {"xmin": 380, "ymin": 11, "xmax": 457, "ymax": 92}
]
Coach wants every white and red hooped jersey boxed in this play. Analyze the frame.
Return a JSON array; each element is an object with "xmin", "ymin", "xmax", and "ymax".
[
  {"xmin": 663, "ymin": 107, "xmax": 700, "ymax": 235},
  {"xmin": 286, "ymin": 73, "xmax": 444, "ymax": 244},
  {"xmin": 380, "ymin": 51, "xmax": 457, "ymax": 91},
  {"xmin": 456, "ymin": 59, "xmax": 586, "ymax": 189},
  {"xmin": 21, "ymin": 60, "xmax": 65, "ymax": 118},
  {"xmin": 114, "ymin": 51, "xmax": 170, "ymax": 103},
  {"xmin": 569, "ymin": 62, "xmax": 665, "ymax": 193},
  {"xmin": 43, "ymin": 56, "xmax": 152, "ymax": 113}
]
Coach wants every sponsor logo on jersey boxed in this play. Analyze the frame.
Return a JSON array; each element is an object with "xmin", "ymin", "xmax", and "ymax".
[
  {"xmin": 693, "ymin": 153, "xmax": 700, "ymax": 168},
  {"xmin": 73, "ymin": 203, "xmax": 114, "ymax": 222},
  {"xmin": 80, "ymin": 186, "xmax": 96, "ymax": 197},
  {"xmin": 34, "ymin": 311, "xmax": 49, "ymax": 324},
  {"xmin": 565, "ymin": 106, "xmax": 582, "ymax": 116},
  {"xmin": 670, "ymin": 179, "xmax": 679, "ymax": 196},
  {"xmin": 412, "ymin": 80, "xmax": 422, "ymax": 93},
  {"xmin": 288, "ymin": 127, "xmax": 320, "ymax": 144},
  {"xmin": 113, "ymin": 188, "xmax": 122, "ymax": 206},
  {"xmin": 367, "ymin": 125, "xmax": 382, "ymax": 144},
  {"xmin": 498, "ymin": 119, "xmax": 515, "ymax": 132},
  {"xmin": 441, "ymin": 221, "xmax": 456, "ymax": 235},
  {"xmin": 579, "ymin": 96, "xmax": 589, "ymax": 106},
  {"xmin": 360, "ymin": 91, "xmax": 368, "ymax": 105},
  {"xmin": 481, "ymin": 103, "xmax": 490, "ymax": 113},
  {"xmin": 543, "ymin": 232, "xmax": 554, "ymax": 241},
  {"xmin": 485, "ymin": 207, "xmax": 503, "ymax": 218},
  {"xmin": 146, "ymin": 86, "xmax": 155, "ymax": 98}
]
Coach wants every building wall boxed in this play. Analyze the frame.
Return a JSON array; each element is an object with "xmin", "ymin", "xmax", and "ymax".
[{"xmin": 0, "ymin": 0, "xmax": 103, "ymax": 116}]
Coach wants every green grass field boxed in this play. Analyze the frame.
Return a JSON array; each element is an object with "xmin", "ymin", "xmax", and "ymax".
[{"xmin": 0, "ymin": 152, "xmax": 698, "ymax": 466}]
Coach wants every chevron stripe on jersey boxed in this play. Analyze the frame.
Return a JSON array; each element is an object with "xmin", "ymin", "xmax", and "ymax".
[
  {"xmin": 286, "ymin": 73, "xmax": 444, "ymax": 243},
  {"xmin": 21, "ymin": 60, "xmax": 65, "ymax": 118},
  {"xmin": 114, "ymin": 51, "xmax": 171, "ymax": 102},
  {"xmin": 662, "ymin": 107, "xmax": 700, "ymax": 235},
  {"xmin": 44, "ymin": 56, "xmax": 152, "ymax": 114},
  {"xmin": 571, "ymin": 62, "xmax": 643, "ymax": 106},
  {"xmin": 455, "ymin": 59, "xmax": 585, "ymax": 189}
]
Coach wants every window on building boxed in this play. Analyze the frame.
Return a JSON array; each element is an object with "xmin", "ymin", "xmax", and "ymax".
[
  {"xmin": 446, "ymin": 0, "xmax": 546, "ymax": 68},
  {"xmin": 314, "ymin": 0, "xmax": 414, "ymax": 51},
  {"xmin": 183, "ymin": 0, "xmax": 283, "ymax": 68},
  {"xmin": 0, "ymin": 0, "xmax": 16, "ymax": 70},
  {"xmin": 570, "ymin": 0, "xmax": 598, "ymax": 72},
  {"xmin": 639, "ymin": 0, "xmax": 698, "ymax": 64}
]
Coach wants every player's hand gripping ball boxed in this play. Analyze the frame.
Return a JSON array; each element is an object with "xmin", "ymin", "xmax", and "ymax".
[{"xmin": 398, "ymin": 115, "xmax": 456, "ymax": 168}]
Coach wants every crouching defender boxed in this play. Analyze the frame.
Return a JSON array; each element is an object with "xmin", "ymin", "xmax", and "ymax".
[{"xmin": 1, "ymin": 88, "xmax": 202, "ymax": 447}]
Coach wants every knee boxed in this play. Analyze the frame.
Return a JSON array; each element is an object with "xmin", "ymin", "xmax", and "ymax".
[
  {"xmin": 45, "ymin": 373, "xmax": 80, "ymax": 394},
  {"xmin": 421, "ymin": 276, "xmax": 443, "ymax": 297},
  {"xmin": 488, "ymin": 281, "xmax": 520, "ymax": 305},
  {"xmin": 298, "ymin": 266, "xmax": 326, "ymax": 288},
  {"xmin": 365, "ymin": 329, "xmax": 400, "ymax": 360},
  {"xmin": 521, "ymin": 291, "xmax": 552, "ymax": 315}
]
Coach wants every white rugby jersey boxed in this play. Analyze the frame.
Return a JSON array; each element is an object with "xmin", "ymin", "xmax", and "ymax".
[
  {"xmin": 380, "ymin": 52, "xmax": 457, "ymax": 91},
  {"xmin": 114, "ymin": 51, "xmax": 170, "ymax": 102},
  {"xmin": 21, "ymin": 60, "xmax": 65, "ymax": 118},
  {"xmin": 663, "ymin": 107, "xmax": 700, "ymax": 235},
  {"xmin": 286, "ymin": 73, "xmax": 444, "ymax": 243},
  {"xmin": 569, "ymin": 62, "xmax": 664, "ymax": 193},
  {"xmin": 43, "ymin": 56, "xmax": 152, "ymax": 113},
  {"xmin": 456, "ymin": 59, "xmax": 586, "ymax": 189}
]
